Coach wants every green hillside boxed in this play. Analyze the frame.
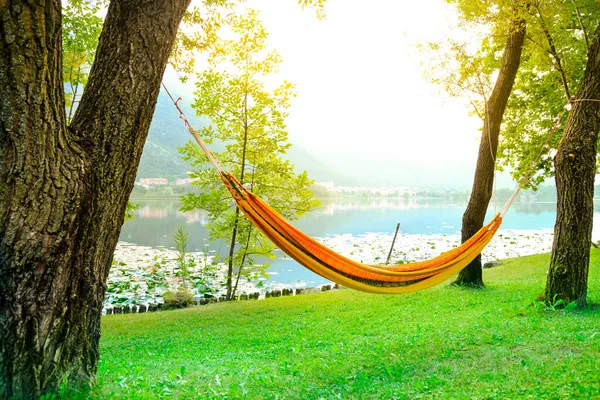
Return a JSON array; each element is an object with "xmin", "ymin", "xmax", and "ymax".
[
  {"xmin": 136, "ymin": 92, "xmax": 208, "ymax": 181},
  {"xmin": 137, "ymin": 90, "xmax": 354, "ymax": 185}
]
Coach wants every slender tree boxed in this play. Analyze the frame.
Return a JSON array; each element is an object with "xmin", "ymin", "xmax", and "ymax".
[
  {"xmin": 423, "ymin": 2, "xmax": 529, "ymax": 286},
  {"xmin": 455, "ymin": 16, "xmax": 526, "ymax": 286},
  {"xmin": 180, "ymin": 11, "xmax": 320, "ymax": 300},
  {"xmin": 432, "ymin": 1, "xmax": 600, "ymax": 289}
]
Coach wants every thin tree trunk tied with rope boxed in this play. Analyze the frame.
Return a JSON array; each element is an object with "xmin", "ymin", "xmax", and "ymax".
[{"xmin": 455, "ymin": 17, "xmax": 526, "ymax": 287}]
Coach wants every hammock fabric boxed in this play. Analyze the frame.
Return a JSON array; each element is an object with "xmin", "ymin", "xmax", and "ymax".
[{"xmin": 218, "ymin": 171, "xmax": 503, "ymax": 294}]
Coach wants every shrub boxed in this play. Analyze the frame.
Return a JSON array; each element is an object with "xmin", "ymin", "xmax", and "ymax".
[{"xmin": 162, "ymin": 287, "xmax": 194, "ymax": 310}]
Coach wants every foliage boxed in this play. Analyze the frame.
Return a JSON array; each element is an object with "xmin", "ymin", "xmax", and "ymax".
[
  {"xmin": 162, "ymin": 287, "xmax": 194, "ymax": 310},
  {"xmin": 62, "ymin": 1, "xmax": 144, "ymax": 225},
  {"xmin": 193, "ymin": 244, "xmax": 224, "ymax": 296},
  {"xmin": 298, "ymin": 0, "xmax": 327, "ymax": 19},
  {"xmin": 180, "ymin": 10, "xmax": 320, "ymax": 299},
  {"xmin": 533, "ymin": 294, "xmax": 578, "ymax": 311},
  {"xmin": 425, "ymin": 0, "xmax": 600, "ymax": 189},
  {"xmin": 170, "ymin": 0, "xmax": 240, "ymax": 78},
  {"xmin": 170, "ymin": 0, "xmax": 326, "ymax": 78},
  {"xmin": 422, "ymin": 1, "xmax": 523, "ymax": 120},
  {"xmin": 497, "ymin": 0, "xmax": 600, "ymax": 188},
  {"xmin": 123, "ymin": 202, "xmax": 139, "ymax": 224},
  {"xmin": 62, "ymin": 0, "xmax": 103, "ymax": 123},
  {"xmin": 86, "ymin": 250, "xmax": 600, "ymax": 398},
  {"xmin": 173, "ymin": 226, "xmax": 191, "ymax": 288}
]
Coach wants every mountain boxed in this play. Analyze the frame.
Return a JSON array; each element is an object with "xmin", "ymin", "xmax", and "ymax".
[
  {"xmin": 137, "ymin": 90, "xmax": 356, "ymax": 185},
  {"xmin": 136, "ymin": 92, "xmax": 208, "ymax": 180},
  {"xmin": 141, "ymin": 90, "xmax": 515, "ymax": 189},
  {"xmin": 284, "ymin": 145, "xmax": 359, "ymax": 186},
  {"xmin": 136, "ymin": 141, "xmax": 188, "ymax": 181}
]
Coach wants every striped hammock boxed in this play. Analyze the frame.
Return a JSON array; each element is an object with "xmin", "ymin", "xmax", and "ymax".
[{"xmin": 218, "ymin": 171, "xmax": 503, "ymax": 294}]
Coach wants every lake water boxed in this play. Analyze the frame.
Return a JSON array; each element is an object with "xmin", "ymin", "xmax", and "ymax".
[{"xmin": 119, "ymin": 197, "xmax": 596, "ymax": 285}]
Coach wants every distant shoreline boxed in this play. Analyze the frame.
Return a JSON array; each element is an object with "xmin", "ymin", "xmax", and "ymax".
[
  {"xmin": 129, "ymin": 195, "xmax": 181, "ymax": 201},
  {"xmin": 128, "ymin": 195, "xmax": 598, "ymax": 203}
]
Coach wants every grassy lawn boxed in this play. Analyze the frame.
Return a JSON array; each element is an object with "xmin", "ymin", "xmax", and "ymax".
[{"xmin": 84, "ymin": 251, "xmax": 599, "ymax": 399}]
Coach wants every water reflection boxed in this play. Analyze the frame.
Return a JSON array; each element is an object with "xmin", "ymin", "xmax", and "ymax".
[
  {"xmin": 120, "ymin": 197, "xmax": 578, "ymax": 284},
  {"xmin": 138, "ymin": 205, "xmax": 169, "ymax": 219},
  {"xmin": 510, "ymin": 202, "xmax": 556, "ymax": 215},
  {"xmin": 120, "ymin": 197, "xmax": 600, "ymax": 284},
  {"xmin": 122, "ymin": 197, "xmax": 568, "ymax": 246}
]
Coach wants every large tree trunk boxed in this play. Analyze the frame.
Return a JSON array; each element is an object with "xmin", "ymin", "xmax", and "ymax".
[
  {"xmin": 0, "ymin": 1, "xmax": 190, "ymax": 398},
  {"xmin": 454, "ymin": 18, "xmax": 526, "ymax": 287},
  {"xmin": 544, "ymin": 26, "xmax": 600, "ymax": 308}
]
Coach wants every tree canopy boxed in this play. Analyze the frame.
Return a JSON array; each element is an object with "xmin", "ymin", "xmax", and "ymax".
[{"xmin": 427, "ymin": 0, "xmax": 600, "ymax": 189}]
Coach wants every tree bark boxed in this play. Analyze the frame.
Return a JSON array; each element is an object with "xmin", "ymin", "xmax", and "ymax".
[
  {"xmin": 0, "ymin": 1, "xmax": 190, "ymax": 398},
  {"xmin": 455, "ymin": 18, "xmax": 526, "ymax": 287},
  {"xmin": 544, "ymin": 26, "xmax": 600, "ymax": 308}
]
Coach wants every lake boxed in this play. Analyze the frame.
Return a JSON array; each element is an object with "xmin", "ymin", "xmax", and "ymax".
[{"xmin": 119, "ymin": 197, "xmax": 596, "ymax": 286}]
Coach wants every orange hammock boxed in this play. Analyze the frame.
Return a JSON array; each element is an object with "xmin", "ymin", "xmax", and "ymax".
[
  {"xmin": 219, "ymin": 171, "xmax": 502, "ymax": 293},
  {"xmin": 185, "ymin": 125, "xmax": 513, "ymax": 293},
  {"xmin": 163, "ymin": 83, "xmax": 561, "ymax": 294}
]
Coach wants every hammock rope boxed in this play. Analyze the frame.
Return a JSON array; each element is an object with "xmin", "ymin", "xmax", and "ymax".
[{"xmin": 162, "ymin": 82, "xmax": 566, "ymax": 293}]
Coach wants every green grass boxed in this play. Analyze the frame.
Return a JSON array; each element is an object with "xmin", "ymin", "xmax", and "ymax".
[{"xmin": 85, "ymin": 251, "xmax": 599, "ymax": 399}]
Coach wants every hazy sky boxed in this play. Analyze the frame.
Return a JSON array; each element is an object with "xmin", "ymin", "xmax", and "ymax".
[{"xmin": 165, "ymin": 0, "xmax": 518, "ymax": 188}]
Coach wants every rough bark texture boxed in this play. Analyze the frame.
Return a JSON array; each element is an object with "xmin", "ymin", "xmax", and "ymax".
[
  {"xmin": 0, "ymin": 1, "xmax": 191, "ymax": 398},
  {"xmin": 545, "ymin": 27, "xmax": 600, "ymax": 307},
  {"xmin": 455, "ymin": 19, "xmax": 526, "ymax": 287}
]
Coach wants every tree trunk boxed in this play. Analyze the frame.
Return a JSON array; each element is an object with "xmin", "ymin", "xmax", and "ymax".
[
  {"xmin": 0, "ymin": 1, "xmax": 190, "ymax": 398},
  {"xmin": 454, "ymin": 18, "xmax": 526, "ymax": 287},
  {"xmin": 544, "ymin": 26, "xmax": 600, "ymax": 308},
  {"xmin": 226, "ymin": 100, "xmax": 250, "ymax": 300},
  {"xmin": 226, "ymin": 208, "xmax": 241, "ymax": 299},
  {"xmin": 231, "ymin": 227, "xmax": 253, "ymax": 299}
]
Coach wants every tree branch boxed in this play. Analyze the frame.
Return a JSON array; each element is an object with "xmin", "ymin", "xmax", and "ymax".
[
  {"xmin": 534, "ymin": 3, "xmax": 571, "ymax": 100},
  {"xmin": 571, "ymin": 1, "xmax": 590, "ymax": 53}
]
